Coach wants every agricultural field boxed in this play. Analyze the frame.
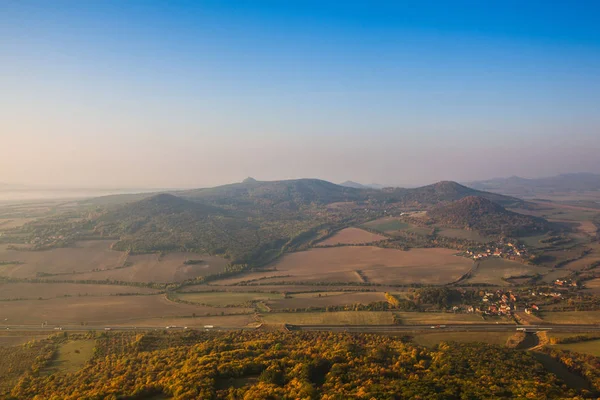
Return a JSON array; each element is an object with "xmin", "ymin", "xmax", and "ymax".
[
  {"xmin": 317, "ymin": 227, "xmax": 386, "ymax": 245},
  {"xmin": 255, "ymin": 246, "xmax": 473, "ymax": 285},
  {"xmin": 0, "ymin": 218, "xmax": 36, "ymax": 230},
  {"xmin": 539, "ymin": 311, "xmax": 600, "ymax": 324},
  {"xmin": 362, "ymin": 217, "xmax": 410, "ymax": 232},
  {"xmin": 412, "ymin": 332, "xmax": 513, "ymax": 347},
  {"xmin": 0, "ymin": 282, "xmax": 159, "ymax": 300},
  {"xmin": 268, "ymin": 291, "xmax": 387, "ymax": 310},
  {"xmin": 110, "ymin": 314, "xmax": 258, "ymax": 329},
  {"xmin": 0, "ymin": 240, "xmax": 124, "ymax": 278},
  {"xmin": 45, "ymin": 252, "xmax": 229, "ymax": 283},
  {"xmin": 172, "ymin": 291, "xmax": 283, "ymax": 306},
  {"xmin": 463, "ymin": 257, "xmax": 547, "ymax": 286},
  {"xmin": 261, "ymin": 311, "xmax": 395, "ymax": 325},
  {"xmin": 0, "ymin": 331, "xmax": 49, "ymax": 347},
  {"xmin": 0, "ymin": 295, "xmax": 252, "ymax": 325},
  {"xmin": 393, "ymin": 312, "xmax": 496, "ymax": 325},
  {"xmin": 554, "ymin": 340, "xmax": 600, "ymax": 356}
]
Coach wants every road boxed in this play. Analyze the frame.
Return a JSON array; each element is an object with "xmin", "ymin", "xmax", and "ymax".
[
  {"xmin": 4, "ymin": 323, "xmax": 600, "ymax": 333},
  {"xmin": 287, "ymin": 324, "xmax": 600, "ymax": 333}
]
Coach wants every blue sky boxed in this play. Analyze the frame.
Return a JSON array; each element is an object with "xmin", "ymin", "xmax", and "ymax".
[{"xmin": 1, "ymin": 1, "xmax": 600, "ymax": 187}]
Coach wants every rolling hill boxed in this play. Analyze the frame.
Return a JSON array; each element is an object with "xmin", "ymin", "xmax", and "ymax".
[{"xmin": 426, "ymin": 196, "xmax": 550, "ymax": 237}]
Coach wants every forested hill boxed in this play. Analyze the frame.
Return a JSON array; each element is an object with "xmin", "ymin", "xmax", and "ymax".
[
  {"xmin": 381, "ymin": 181, "xmax": 521, "ymax": 207},
  {"xmin": 85, "ymin": 179, "xmax": 524, "ymax": 263},
  {"xmin": 426, "ymin": 196, "xmax": 550, "ymax": 236},
  {"xmin": 179, "ymin": 178, "xmax": 367, "ymax": 210}
]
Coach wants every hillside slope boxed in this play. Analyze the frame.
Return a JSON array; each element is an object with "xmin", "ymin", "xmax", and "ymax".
[{"xmin": 426, "ymin": 196, "xmax": 549, "ymax": 237}]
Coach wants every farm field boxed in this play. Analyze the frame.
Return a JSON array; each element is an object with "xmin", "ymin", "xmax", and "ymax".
[
  {"xmin": 111, "ymin": 314, "xmax": 258, "ymax": 328},
  {"xmin": 0, "ymin": 282, "xmax": 159, "ymax": 300},
  {"xmin": 0, "ymin": 218, "xmax": 36, "ymax": 230},
  {"xmin": 43, "ymin": 339, "xmax": 96, "ymax": 375},
  {"xmin": 0, "ymin": 295, "xmax": 252, "ymax": 325},
  {"xmin": 261, "ymin": 311, "xmax": 395, "ymax": 325},
  {"xmin": 173, "ymin": 291, "xmax": 283, "ymax": 306},
  {"xmin": 317, "ymin": 227, "xmax": 386, "ymax": 245},
  {"xmin": 412, "ymin": 332, "xmax": 513, "ymax": 347},
  {"xmin": 46, "ymin": 253, "xmax": 229, "ymax": 283},
  {"xmin": 464, "ymin": 258, "xmax": 546, "ymax": 286},
  {"xmin": 539, "ymin": 311, "xmax": 600, "ymax": 324},
  {"xmin": 554, "ymin": 340, "xmax": 600, "ymax": 356},
  {"xmin": 0, "ymin": 240, "xmax": 124, "ymax": 278},
  {"xmin": 268, "ymin": 291, "xmax": 387, "ymax": 310},
  {"xmin": 362, "ymin": 217, "xmax": 410, "ymax": 232},
  {"xmin": 260, "ymin": 246, "xmax": 472, "ymax": 285},
  {"xmin": 394, "ymin": 312, "xmax": 496, "ymax": 325}
]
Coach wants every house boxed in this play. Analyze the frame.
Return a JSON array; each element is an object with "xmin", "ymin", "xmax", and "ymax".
[
  {"xmin": 531, "ymin": 304, "xmax": 539, "ymax": 311},
  {"xmin": 525, "ymin": 308, "xmax": 531, "ymax": 315}
]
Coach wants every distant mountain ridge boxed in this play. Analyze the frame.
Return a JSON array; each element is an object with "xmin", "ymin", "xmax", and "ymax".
[
  {"xmin": 465, "ymin": 173, "xmax": 600, "ymax": 197},
  {"xmin": 339, "ymin": 181, "xmax": 385, "ymax": 190}
]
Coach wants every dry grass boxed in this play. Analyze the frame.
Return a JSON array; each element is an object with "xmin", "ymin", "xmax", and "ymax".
[
  {"xmin": 47, "ymin": 252, "xmax": 229, "ymax": 283},
  {"xmin": 0, "ymin": 282, "xmax": 159, "ymax": 300},
  {"xmin": 317, "ymin": 227, "xmax": 386, "ymax": 245},
  {"xmin": 0, "ymin": 332, "xmax": 49, "ymax": 347},
  {"xmin": 261, "ymin": 246, "xmax": 472, "ymax": 285},
  {"xmin": 261, "ymin": 311, "xmax": 394, "ymax": 325},
  {"xmin": 0, "ymin": 295, "xmax": 252, "ymax": 325},
  {"xmin": 437, "ymin": 228, "xmax": 489, "ymax": 243},
  {"xmin": 0, "ymin": 218, "xmax": 36, "ymax": 230},
  {"xmin": 43, "ymin": 339, "xmax": 96, "ymax": 375}
]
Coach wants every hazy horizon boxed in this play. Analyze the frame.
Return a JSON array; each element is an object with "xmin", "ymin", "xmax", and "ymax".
[{"xmin": 2, "ymin": 1, "xmax": 600, "ymax": 188}]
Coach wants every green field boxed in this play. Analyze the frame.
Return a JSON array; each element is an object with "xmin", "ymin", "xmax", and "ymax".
[
  {"xmin": 363, "ymin": 219, "xmax": 410, "ymax": 232},
  {"xmin": 173, "ymin": 292, "xmax": 282, "ymax": 306},
  {"xmin": 554, "ymin": 339, "xmax": 600, "ymax": 356},
  {"xmin": 261, "ymin": 311, "xmax": 394, "ymax": 325},
  {"xmin": 412, "ymin": 332, "xmax": 513, "ymax": 347},
  {"xmin": 44, "ymin": 339, "xmax": 96, "ymax": 375}
]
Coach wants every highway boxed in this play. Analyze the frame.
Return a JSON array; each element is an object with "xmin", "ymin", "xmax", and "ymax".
[{"xmin": 4, "ymin": 323, "xmax": 600, "ymax": 333}]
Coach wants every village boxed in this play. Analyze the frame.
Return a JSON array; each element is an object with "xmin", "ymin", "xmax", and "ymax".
[{"xmin": 462, "ymin": 240, "xmax": 529, "ymax": 262}]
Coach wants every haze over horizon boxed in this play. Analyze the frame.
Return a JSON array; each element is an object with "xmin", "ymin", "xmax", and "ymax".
[{"xmin": 2, "ymin": 1, "xmax": 600, "ymax": 188}]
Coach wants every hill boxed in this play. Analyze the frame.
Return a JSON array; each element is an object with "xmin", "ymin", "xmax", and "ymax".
[
  {"xmin": 181, "ymin": 178, "xmax": 367, "ymax": 210},
  {"xmin": 466, "ymin": 173, "xmax": 600, "ymax": 197},
  {"xmin": 426, "ymin": 196, "xmax": 550, "ymax": 237},
  {"xmin": 382, "ymin": 181, "xmax": 521, "ymax": 207}
]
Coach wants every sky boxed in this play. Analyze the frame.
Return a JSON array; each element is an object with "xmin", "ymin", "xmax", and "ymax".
[{"xmin": 2, "ymin": 0, "xmax": 600, "ymax": 188}]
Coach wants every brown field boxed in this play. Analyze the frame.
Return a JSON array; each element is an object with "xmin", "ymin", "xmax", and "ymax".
[
  {"xmin": 268, "ymin": 291, "xmax": 387, "ymax": 310},
  {"xmin": 0, "ymin": 240, "xmax": 123, "ymax": 278},
  {"xmin": 46, "ymin": 253, "xmax": 229, "ymax": 283},
  {"xmin": 578, "ymin": 221, "xmax": 598, "ymax": 236},
  {"xmin": 317, "ymin": 227, "xmax": 386, "ymax": 246},
  {"xmin": 255, "ymin": 247, "xmax": 473, "ymax": 285},
  {"xmin": 0, "ymin": 295, "xmax": 252, "ymax": 325},
  {"xmin": 584, "ymin": 278, "xmax": 600, "ymax": 290},
  {"xmin": 0, "ymin": 282, "xmax": 159, "ymax": 300},
  {"xmin": 464, "ymin": 258, "xmax": 547, "ymax": 286}
]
